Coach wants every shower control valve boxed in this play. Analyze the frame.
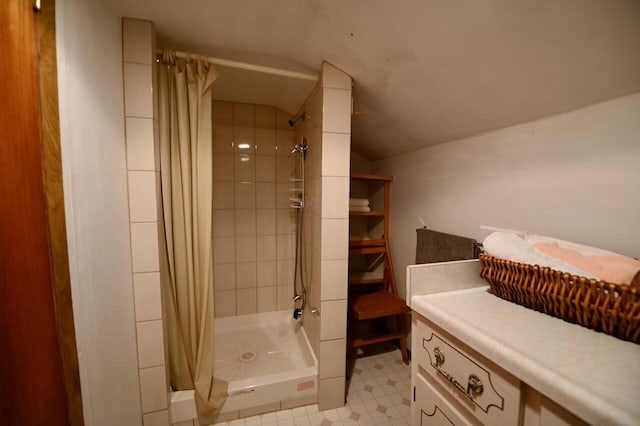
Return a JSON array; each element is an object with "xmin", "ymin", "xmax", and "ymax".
[{"xmin": 293, "ymin": 308, "xmax": 303, "ymax": 320}]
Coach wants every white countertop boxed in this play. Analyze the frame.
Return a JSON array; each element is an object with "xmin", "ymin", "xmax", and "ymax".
[{"xmin": 411, "ymin": 286, "xmax": 640, "ymax": 426}]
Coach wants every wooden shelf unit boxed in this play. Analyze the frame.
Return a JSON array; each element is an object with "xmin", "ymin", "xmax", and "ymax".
[{"xmin": 348, "ymin": 173, "xmax": 409, "ymax": 364}]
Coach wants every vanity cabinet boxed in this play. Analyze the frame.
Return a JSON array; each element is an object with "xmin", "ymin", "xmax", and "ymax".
[{"xmin": 411, "ymin": 312, "xmax": 586, "ymax": 426}]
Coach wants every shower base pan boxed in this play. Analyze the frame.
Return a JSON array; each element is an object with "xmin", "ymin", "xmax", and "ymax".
[{"xmin": 170, "ymin": 310, "xmax": 317, "ymax": 423}]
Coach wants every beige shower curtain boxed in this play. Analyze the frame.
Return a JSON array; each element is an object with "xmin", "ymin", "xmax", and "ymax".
[{"xmin": 158, "ymin": 52, "xmax": 227, "ymax": 418}]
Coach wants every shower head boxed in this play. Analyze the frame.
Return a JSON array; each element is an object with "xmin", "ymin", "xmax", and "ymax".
[{"xmin": 288, "ymin": 111, "xmax": 307, "ymax": 127}]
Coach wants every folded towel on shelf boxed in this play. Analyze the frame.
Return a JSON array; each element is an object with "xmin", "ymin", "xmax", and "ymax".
[
  {"xmin": 349, "ymin": 206, "xmax": 371, "ymax": 212},
  {"xmin": 349, "ymin": 198, "xmax": 370, "ymax": 207},
  {"xmin": 484, "ymin": 232, "xmax": 640, "ymax": 285}
]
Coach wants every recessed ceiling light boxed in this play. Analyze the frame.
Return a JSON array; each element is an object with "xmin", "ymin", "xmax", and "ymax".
[{"xmin": 238, "ymin": 143, "xmax": 251, "ymax": 149}]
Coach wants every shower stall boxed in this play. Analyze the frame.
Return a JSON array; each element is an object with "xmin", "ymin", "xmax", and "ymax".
[{"xmin": 162, "ymin": 52, "xmax": 322, "ymax": 423}]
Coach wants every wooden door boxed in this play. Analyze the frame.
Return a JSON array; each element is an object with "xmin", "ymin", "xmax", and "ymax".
[{"xmin": 0, "ymin": 0, "xmax": 81, "ymax": 424}]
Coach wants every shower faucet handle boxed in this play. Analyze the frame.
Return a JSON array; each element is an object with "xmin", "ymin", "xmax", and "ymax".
[{"xmin": 292, "ymin": 294, "xmax": 301, "ymax": 301}]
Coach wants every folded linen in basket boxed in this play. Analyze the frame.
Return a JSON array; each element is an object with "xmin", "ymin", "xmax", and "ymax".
[
  {"xmin": 484, "ymin": 232, "xmax": 640, "ymax": 285},
  {"xmin": 349, "ymin": 198, "xmax": 370, "ymax": 207},
  {"xmin": 349, "ymin": 205, "xmax": 371, "ymax": 212},
  {"xmin": 531, "ymin": 240, "xmax": 640, "ymax": 285},
  {"xmin": 483, "ymin": 232, "xmax": 597, "ymax": 279}
]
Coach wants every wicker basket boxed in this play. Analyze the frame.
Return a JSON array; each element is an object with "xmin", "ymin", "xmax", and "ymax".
[{"xmin": 479, "ymin": 253, "xmax": 640, "ymax": 343}]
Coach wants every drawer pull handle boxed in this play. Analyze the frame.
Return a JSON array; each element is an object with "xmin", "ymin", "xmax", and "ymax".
[
  {"xmin": 467, "ymin": 374, "xmax": 484, "ymax": 398},
  {"xmin": 431, "ymin": 359, "xmax": 484, "ymax": 402},
  {"xmin": 434, "ymin": 347, "xmax": 445, "ymax": 367}
]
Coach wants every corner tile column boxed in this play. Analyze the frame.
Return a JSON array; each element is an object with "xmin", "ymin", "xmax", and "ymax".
[
  {"xmin": 317, "ymin": 62, "xmax": 352, "ymax": 410},
  {"xmin": 122, "ymin": 18, "xmax": 170, "ymax": 426}
]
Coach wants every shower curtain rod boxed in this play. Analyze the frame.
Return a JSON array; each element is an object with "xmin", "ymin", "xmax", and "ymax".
[{"xmin": 156, "ymin": 49, "xmax": 318, "ymax": 82}]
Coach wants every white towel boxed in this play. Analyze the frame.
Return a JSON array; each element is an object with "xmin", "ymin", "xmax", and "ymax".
[
  {"xmin": 349, "ymin": 198, "xmax": 369, "ymax": 207},
  {"xmin": 349, "ymin": 206, "xmax": 371, "ymax": 212},
  {"xmin": 483, "ymin": 232, "xmax": 596, "ymax": 279}
]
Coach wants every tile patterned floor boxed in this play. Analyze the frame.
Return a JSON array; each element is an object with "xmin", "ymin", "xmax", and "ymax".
[{"xmin": 214, "ymin": 344, "xmax": 411, "ymax": 426}]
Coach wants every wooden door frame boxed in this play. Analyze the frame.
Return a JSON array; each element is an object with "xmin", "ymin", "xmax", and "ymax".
[
  {"xmin": 36, "ymin": 1, "xmax": 84, "ymax": 423},
  {"xmin": 0, "ymin": 0, "xmax": 83, "ymax": 423}
]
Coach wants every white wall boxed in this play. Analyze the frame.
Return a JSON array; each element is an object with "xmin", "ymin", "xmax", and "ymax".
[
  {"xmin": 57, "ymin": 0, "xmax": 142, "ymax": 424},
  {"xmin": 375, "ymin": 93, "xmax": 640, "ymax": 298}
]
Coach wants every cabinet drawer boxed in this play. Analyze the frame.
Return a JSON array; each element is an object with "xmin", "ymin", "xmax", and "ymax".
[
  {"xmin": 413, "ymin": 372, "xmax": 478, "ymax": 426},
  {"xmin": 413, "ymin": 313, "xmax": 521, "ymax": 425}
]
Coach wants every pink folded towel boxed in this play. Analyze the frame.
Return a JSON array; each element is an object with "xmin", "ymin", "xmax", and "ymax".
[{"xmin": 534, "ymin": 242, "xmax": 640, "ymax": 286}]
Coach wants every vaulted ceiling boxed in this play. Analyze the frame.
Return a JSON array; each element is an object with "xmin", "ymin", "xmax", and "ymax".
[{"xmin": 107, "ymin": 0, "xmax": 640, "ymax": 159}]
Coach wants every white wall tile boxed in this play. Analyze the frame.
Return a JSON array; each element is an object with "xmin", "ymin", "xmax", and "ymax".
[
  {"xmin": 213, "ymin": 182, "xmax": 235, "ymax": 209},
  {"xmin": 213, "ymin": 237, "xmax": 235, "ymax": 264},
  {"xmin": 256, "ymin": 155, "xmax": 276, "ymax": 182},
  {"xmin": 276, "ymin": 260, "xmax": 293, "ymax": 286},
  {"xmin": 276, "ymin": 109, "xmax": 293, "ymax": 130},
  {"xmin": 320, "ymin": 299, "xmax": 347, "ymax": 340},
  {"xmin": 322, "ymin": 89, "xmax": 351, "ymax": 134},
  {"xmin": 276, "ymin": 129, "xmax": 295, "ymax": 155},
  {"xmin": 131, "ymin": 222, "xmax": 160, "ymax": 272},
  {"xmin": 257, "ymin": 261, "xmax": 276, "ymax": 287},
  {"xmin": 139, "ymin": 366, "xmax": 168, "ymax": 413},
  {"xmin": 124, "ymin": 63, "xmax": 153, "ymax": 118},
  {"xmin": 234, "ymin": 126, "xmax": 256, "ymax": 154},
  {"xmin": 322, "ymin": 62, "xmax": 352, "ymax": 90},
  {"xmin": 235, "ymin": 182, "xmax": 256, "ymax": 209},
  {"xmin": 255, "ymin": 105, "xmax": 276, "ymax": 129},
  {"xmin": 276, "ymin": 234, "xmax": 294, "ymax": 260},
  {"xmin": 213, "ymin": 125, "xmax": 234, "ymax": 154},
  {"xmin": 256, "ymin": 209, "xmax": 277, "ymax": 235},
  {"xmin": 123, "ymin": 19, "xmax": 153, "ymax": 65},
  {"xmin": 320, "ymin": 259, "xmax": 348, "ymax": 301},
  {"xmin": 233, "ymin": 103, "xmax": 255, "ymax": 127},
  {"xmin": 128, "ymin": 171, "xmax": 158, "ymax": 222},
  {"xmin": 276, "ymin": 183, "xmax": 292, "ymax": 209},
  {"xmin": 213, "ymin": 209, "xmax": 235, "ymax": 237},
  {"xmin": 213, "ymin": 101, "xmax": 233, "ymax": 125},
  {"xmin": 213, "ymin": 154, "xmax": 234, "ymax": 182},
  {"xmin": 235, "ymin": 209, "xmax": 256, "ymax": 236},
  {"xmin": 126, "ymin": 118, "xmax": 155, "ymax": 170},
  {"xmin": 321, "ymin": 177, "xmax": 349, "ymax": 219},
  {"xmin": 321, "ymin": 132, "xmax": 351, "ymax": 177},
  {"xmin": 276, "ymin": 208, "xmax": 296, "ymax": 235},
  {"xmin": 235, "ymin": 236, "xmax": 257, "ymax": 262},
  {"xmin": 214, "ymin": 290, "xmax": 236, "ymax": 317},
  {"xmin": 136, "ymin": 320, "xmax": 165, "ymax": 368},
  {"xmin": 318, "ymin": 376, "xmax": 345, "ymax": 410},
  {"xmin": 234, "ymin": 154, "xmax": 256, "ymax": 182},
  {"xmin": 277, "ymin": 285, "xmax": 294, "ymax": 310},
  {"xmin": 255, "ymin": 128, "xmax": 277, "ymax": 155},
  {"xmin": 133, "ymin": 272, "xmax": 162, "ymax": 321},
  {"xmin": 255, "ymin": 183, "xmax": 276, "ymax": 208},
  {"xmin": 276, "ymin": 155, "xmax": 295, "ymax": 182},
  {"xmin": 153, "ymin": 120, "xmax": 160, "ymax": 172},
  {"xmin": 214, "ymin": 264, "xmax": 236, "ymax": 291},
  {"xmin": 256, "ymin": 235, "xmax": 276, "ymax": 261},
  {"xmin": 152, "ymin": 59, "xmax": 159, "ymax": 123},
  {"xmin": 142, "ymin": 409, "xmax": 169, "ymax": 426},
  {"xmin": 236, "ymin": 262, "xmax": 257, "ymax": 289},
  {"xmin": 236, "ymin": 288, "xmax": 257, "ymax": 315},
  {"xmin": 320, "ymin": 219, "xmax": 349, "ymax": 260},
  {"xmin": 319, "ymin": 339, "xmax": 346, "ymax": 379},
  {"xmin": 257, "ymin": 286, "xmax": 277, "ymax": 312}
]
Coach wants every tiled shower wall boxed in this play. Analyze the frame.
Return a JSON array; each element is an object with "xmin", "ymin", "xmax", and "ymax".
[
  {"xmin": 297, "ymin": 63, "xmax": 352, "ymax": 410},
  {"xmin": 122, "ymin": 18, "xmax": 353, "ymax": 424},
  {"xmin": 122, "ymin": 19, "xmax": 170, "ymax": 425},
  {"xmin": 212, "ymin": 102, "xmax": 298, "ymax": 317}
]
